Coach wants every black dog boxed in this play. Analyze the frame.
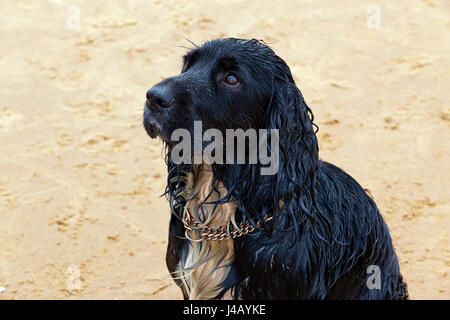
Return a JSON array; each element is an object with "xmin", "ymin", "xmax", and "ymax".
[{"xmin": 143, "ymin": 38, "xmax": 408, "ymax": 300}]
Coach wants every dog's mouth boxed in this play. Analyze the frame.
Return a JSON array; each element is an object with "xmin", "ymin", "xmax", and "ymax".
[
  {"xmin": 143, "ymin": 102, "xmax": 163, "ymax": 139},
  {"xmin": 143, "ymin": 103, "xmax": 176, "ymax": 144},
  {"xmin": 144, "ymin": 119, "xmax": 160, "ymax": 139}
]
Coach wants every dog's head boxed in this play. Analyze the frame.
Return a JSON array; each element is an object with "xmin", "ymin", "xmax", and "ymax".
[
  {"xmin": 144, "ymin": 38, "xmax": 319, "ymax": 224},
  {"xmin": 143, "ymin": 38, "xmax": 311, "ymax": 141}
]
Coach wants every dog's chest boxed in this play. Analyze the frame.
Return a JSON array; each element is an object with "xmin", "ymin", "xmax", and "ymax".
[{"xmin": 176, "ymin": 164, "xmax": 236, "ymax": 300}]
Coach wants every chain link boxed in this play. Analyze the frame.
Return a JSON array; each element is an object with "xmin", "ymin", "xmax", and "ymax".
[{"xmin": 183, "ymin": 209, "xmax": 273, "ymax": 241}]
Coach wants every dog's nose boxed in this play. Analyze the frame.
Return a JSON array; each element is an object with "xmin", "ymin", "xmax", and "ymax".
[{"xmin": 146, "ymin": 85, "xmax": 175, "ymax": 111}]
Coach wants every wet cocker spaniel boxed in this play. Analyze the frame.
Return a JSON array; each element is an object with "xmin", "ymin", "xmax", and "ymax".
[{"xmin": 143, "ymin": 38, "xmax": 408, "ymax": 300}]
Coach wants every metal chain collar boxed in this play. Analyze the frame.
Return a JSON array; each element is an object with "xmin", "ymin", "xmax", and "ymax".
[{"xmin": 183, "ymin": 209, "xmax": 273, "ymax": 241}]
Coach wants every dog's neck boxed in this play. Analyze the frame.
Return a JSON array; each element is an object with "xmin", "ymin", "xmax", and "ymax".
[{"xmin": 180, "ymin": 164, "xmax": 237, "ymax": 230}]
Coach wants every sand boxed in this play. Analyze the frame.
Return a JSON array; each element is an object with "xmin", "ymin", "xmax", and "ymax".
[{"xmin": 0, "ymin": 0, "xmax": 449, "ymax": 300}]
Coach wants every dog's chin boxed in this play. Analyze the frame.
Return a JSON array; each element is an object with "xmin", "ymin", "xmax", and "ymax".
[
  {"xmin": 143, "ymin": 106, "xmax": 174, "ymax": 142},
  {"xmin": 143, "ymin": 119, "xmax": 173, "ymax": 145},
  {"xmin": 144, "ymin": 123, "xmax": 160, "ymax": 139},
  {"xmin": 143, "ymin": 115, "xmax": 163, "ymax": 139}
]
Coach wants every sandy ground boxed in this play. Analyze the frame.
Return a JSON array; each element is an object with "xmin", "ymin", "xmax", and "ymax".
[{"xmin": 0, "ymin": 0, "xmax": 449, "ymax": 300}]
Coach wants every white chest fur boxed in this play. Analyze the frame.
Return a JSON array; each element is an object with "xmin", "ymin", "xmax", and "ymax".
[{"xmin": 175, "ymin": 164, "xmax": 236, "ymax": 300}]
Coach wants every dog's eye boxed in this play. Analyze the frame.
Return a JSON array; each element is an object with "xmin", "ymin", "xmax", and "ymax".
[{"xmin": 224, "ymin": 74, "xmax": 239, "ymax": 86}]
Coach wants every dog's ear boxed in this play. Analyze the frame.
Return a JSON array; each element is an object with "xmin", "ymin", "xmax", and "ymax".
[
  {"xmin": 260, "ymin": 78, "xmax": 319, "ymax": 232},
  {"xmin": 267, "ymin": 78, "xmax": 318, "ymax": 190}
]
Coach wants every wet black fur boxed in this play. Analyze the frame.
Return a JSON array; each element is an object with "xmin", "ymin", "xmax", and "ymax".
[{"xmin": 143, "ymin": 38, "xmax": 408, "ymax": 299}]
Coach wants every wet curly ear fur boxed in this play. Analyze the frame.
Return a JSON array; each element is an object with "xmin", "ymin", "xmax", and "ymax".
[
  {"xmin": 267, "ymin": 77, "xmax": 319, "ymax": 198},
  {"xmin": 255, "ymin": 76, "xmax": 319, "ymax": 235}
]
